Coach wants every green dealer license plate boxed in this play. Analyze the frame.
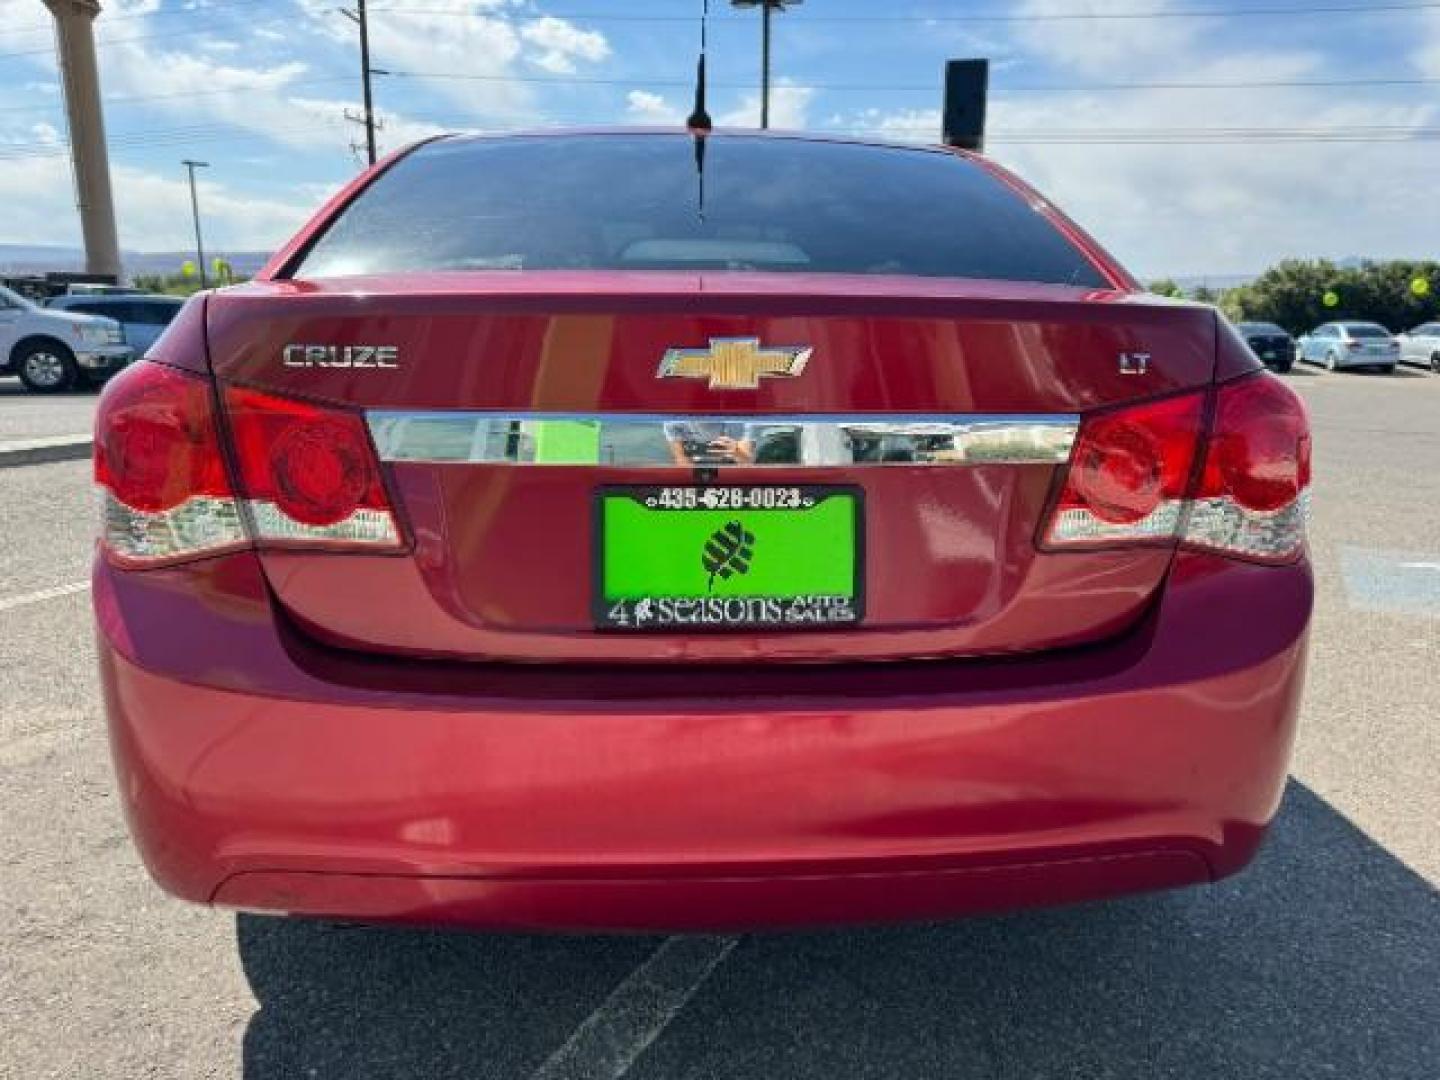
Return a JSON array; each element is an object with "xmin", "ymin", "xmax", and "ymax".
[{"xmin": 595, "ymin": 486, "xmax": 864, "ymax": 630}]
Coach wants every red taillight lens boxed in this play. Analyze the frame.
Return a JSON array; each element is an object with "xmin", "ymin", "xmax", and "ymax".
[
  {"xmin": 1184, "ymin": 373, "xmax": 1310, "ymax": 562},
  {"xmin": 270, "ymin": 417, "xmax": 372, "ymax": 526},
  {"xmin": 1043, "ymin": 391, "xmax": 1204, "ymax": 547},
  {"xmin": 1209, "ymin": 377, "xmax": 1310, "ymax": 512},
  {"xmin": 223, "ymin": 386, "xmax": 402, "ymax": 549},
  {"xmin": 1044, "ymin": 374, "xmax": 1310, "ymax": 563},
  {"xmin": 94, "ymin": 362, "xmax": 245, "ymax": 565}
]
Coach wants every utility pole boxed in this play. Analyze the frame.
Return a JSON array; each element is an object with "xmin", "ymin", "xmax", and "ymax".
[
  {"xmin": 42, "ymin": 0, "xmax": 120, "ymax": 279},
  {"xmin": 730, "ymin": 0, "xmax": 801, "ymax": 129},
  {"xmin": 340, "ymin": 0, "xmax": 380, "ymax": 165},
  {"xmin": 182, "ymin": 160, "xmax": 209, "ymax": 290}
]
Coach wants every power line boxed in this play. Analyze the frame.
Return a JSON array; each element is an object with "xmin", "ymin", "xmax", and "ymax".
[
  {"xmin": 11, "ymin": 0, "xmax": 1440, "ymax": 34},
  {"xmin": 382, "ymin": 70, "xmax": 1440, "ymax": 92},
  {"xmin": 6, "ymin": 0, "xmax": 1440, "ymax": 54},
  {"xmin": 0, "ymin": 120, "xmax": 352, "ymax": 162},
  {"xmin": 0, "ymin": 72, "xmax": 1434, "ymax": 123},
  {"xmin": 0, "ymin": 27, "xmax": 239, "ymax": 61},
  {"xmin": 367, "ymin": 2, "xmax": 1440, "ymax": 20},
  {"xmin": 4, "ymin": 0, "xmax": 284, "ymax": 36},
  {"xmin": 5, "ymin": 120, "xmax": 1436, "ymax": 162},
  {"xmin": 0, "ymin": 76, "xmax": 356, "ymax": 114},
  {"xmin": 3, "ymin": 69, "xmax": 1434, "ymax": 116}
]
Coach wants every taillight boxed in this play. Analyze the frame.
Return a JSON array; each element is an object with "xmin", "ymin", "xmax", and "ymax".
[
  {"xmin": 1183, "ymin": 373, "xmax": 1310, "ymax": 563},
  {"xmin": 222, "ymin": 386, "xmax": 401, "ymax": 549},
  {"xmin": 1043, "ymin": 372, "xmax": 1310, "ymax": 564},
  {"xmin": 94, "ymin": 362, "xmax": 246, "ymax": 566},
  {"xmin": 1043, "ymin": 390, "xmax": 1204, "ymax": 547}
]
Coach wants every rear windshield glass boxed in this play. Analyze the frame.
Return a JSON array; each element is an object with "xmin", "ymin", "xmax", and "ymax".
[
  {"xmin": 293, "ymin": 134, "xmax": 1109, "ymax": 287},
  {"xmin": 1345, "ymin": 325, "xmax": 1390, "ymax": 338},
  {"xmin": 1238, "ymin": 322, "xmax": 1285, "ymax": 334}
]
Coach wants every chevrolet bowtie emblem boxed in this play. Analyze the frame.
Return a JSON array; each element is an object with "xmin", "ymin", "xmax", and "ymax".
[{"xmin": 658, "ymin": 338, "xmax": 813, "ymax": 391}]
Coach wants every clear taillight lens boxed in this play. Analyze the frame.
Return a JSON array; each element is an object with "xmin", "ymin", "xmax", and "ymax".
[
  {"xmin": 1043, "ymin": 372, "xmax": 1310, "ymax": 564},
  {"xmin": 1042, "ymin": 390, "xmax": 1204, "ymax": 548},
  {"xmin": 1183, "ymin": 373, "xmax": 1310, "ymax": 563},
  {"xmin": 222, "ymin": 386, "xmax": 402, "ymax": 550},
  {"xmin": 94, "ymin": 362, "xmax": 246, "ymax": 566}
]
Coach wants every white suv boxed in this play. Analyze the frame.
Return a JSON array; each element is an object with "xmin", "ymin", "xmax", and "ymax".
[{"xmin": 0, "ymin": 284, "xmax": 135, "ymax": 392}]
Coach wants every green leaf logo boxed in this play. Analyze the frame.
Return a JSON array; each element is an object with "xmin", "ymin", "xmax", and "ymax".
[{"xmin": 702, "ymin": 520, "xmax": 756, "ymax": 591}]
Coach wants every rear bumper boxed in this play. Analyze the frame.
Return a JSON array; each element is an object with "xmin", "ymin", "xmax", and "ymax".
[
  {"xmin": 95, "ymin": 550, "xmax": 1310, "ymax": 931},
  {"xmin": 1331, "ymin": 352, "xmax": 1398, "ymax": 369},
  {"xmin": 76, "ymin": 346, "xmax": 134, "ymax": 373}
]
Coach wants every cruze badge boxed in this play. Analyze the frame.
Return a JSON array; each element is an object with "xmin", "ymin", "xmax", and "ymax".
[
  {"xmin": 283, "ymin": 344, "xmax": 399, "ymax": 369},
  {"xmin": 658, "ymin": 338, "xmax": 812, "ymax": 391}
]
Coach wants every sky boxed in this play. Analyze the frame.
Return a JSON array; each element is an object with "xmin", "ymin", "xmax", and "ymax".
[{"xmin": 0, "ymin": 0, "xmax": 1437, "ymax": 278}]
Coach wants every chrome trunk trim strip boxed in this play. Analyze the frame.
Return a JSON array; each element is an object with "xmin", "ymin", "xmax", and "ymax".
[{"xmin": 367, "ymin": 412, "xmax": 1079, "ymax": 467}]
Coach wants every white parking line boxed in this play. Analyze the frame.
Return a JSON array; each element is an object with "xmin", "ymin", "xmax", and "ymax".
[
  {"xmin": 0, "ymin": 580, "xmax": 90, "ymax": 613},
  {"xmin": 528, "ymin": 935, "xmax": 740, "ymax": 1080}
]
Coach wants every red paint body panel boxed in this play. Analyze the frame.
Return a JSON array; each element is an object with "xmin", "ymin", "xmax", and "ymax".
[
  {"xmin": 207, "ymin": 274, "xmax": 1215, "ymax": 416},
  {"xmin": 97, "ymin": 548, "xmax": 1308, "ymax": 930},
  {"xmin": 202, "ymin": 277, "xmax": 1220, "ymax": 662}
]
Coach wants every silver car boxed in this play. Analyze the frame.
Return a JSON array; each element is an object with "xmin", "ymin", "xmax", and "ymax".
[
  {"xmin": 45, "ymin": 293, "xmax": 185, "ymax": 356},
  {"xmin": 1297, "ymin": 321, "xmax": 1400, "ymax": 373},
  {"xmin": 1397, "ymin": 321, "xmax": 1440, "ymax": 373}
]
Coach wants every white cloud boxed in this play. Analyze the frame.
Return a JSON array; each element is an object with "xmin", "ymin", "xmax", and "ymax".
[
  {"xmin": 623, "ymin": 82, "xmax": 815, "ymax": 130},
  {"xmin": 1415, "ymin": 11, "xmax": 1440, "ymax": 71},
  {"xmin": 294, "ymin": 0, "xmax": 609, "ymax": 120},
  {"xmin": 0, "ymin": 155, "xmax": 313, "ymax": 252},
  {"xmin": 520, "ymin": 15, "xmax": 610, "ymax": 75},
  {"xmin": 843, "ymin": 108, "xmax": 941, "ymax": 144},
  {"xmin": 626, "ymin": 90, "xmax": 683, "ymax": 125},
  {"xmin": 717, "ymin": 80, "xmax": 814, "ymax": 130},
  {"xmin": 93, "ymin": 38, "xmax": 445, "ymax": 159},
  {"xmin": 1013, "ymin": 0, "xmax": 1208, "ymax": 77},
  {"xmin": 837, "ymin": 0, "xmax": 1440, "ymax": 276}
]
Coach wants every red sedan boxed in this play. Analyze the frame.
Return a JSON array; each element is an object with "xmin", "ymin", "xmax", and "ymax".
[{"xmin": 93, "ymin": 131, "xmax": 1311, "ymax": 930}]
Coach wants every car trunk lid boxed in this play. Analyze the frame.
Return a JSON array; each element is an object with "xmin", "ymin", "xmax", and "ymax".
[{"xmin": 206, "ymin": 273, "xmax": 1217, "ymax": 663}]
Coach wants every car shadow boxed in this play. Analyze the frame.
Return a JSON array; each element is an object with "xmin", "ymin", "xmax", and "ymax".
[
  {"xmin": 1287, "ymin": 364, "xmax": 1431, "ymax": 379},
  {"xmin": 237, "ymin": 782, "xmax": 1438, "ymax": 1079}
]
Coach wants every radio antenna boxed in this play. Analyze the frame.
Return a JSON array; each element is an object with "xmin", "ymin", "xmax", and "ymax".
[{"xmin": 686, "ymin": 0, "xmax": 712, "ymax": 220}]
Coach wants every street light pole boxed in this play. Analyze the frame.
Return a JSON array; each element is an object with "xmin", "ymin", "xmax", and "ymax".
[
  {"xmin": 182, "ymin": 159, "xmax": 209, "ymax": 290},
  {"xmin": 731, "ymin": 0, "xmax": 801, "ymax": 130},
  {"xmin": 761, "ymin": 1, "xmax": 771, "ymax": 129}
]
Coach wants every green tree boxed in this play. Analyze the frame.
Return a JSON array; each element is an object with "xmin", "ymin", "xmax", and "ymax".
[
  {"xmin": 131, "ymin": 271, "xmax": 246, "ymax": 296},
  {"xmin": 1147, "ymin": 278, "xmax": 1184, "ymax": 298},
  {"xmin": 1221, "ymin": 259, "xmax": 1439, "ymax": 335}
]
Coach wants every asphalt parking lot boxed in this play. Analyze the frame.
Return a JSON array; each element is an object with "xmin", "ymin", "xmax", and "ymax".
[
  {"xmin": 0, "ymin": 378, "xmax": 97, "ymax": 442},
  {"xmin": 1, "ymin": 366, "xmax": 1437, "ymax": 1079}
]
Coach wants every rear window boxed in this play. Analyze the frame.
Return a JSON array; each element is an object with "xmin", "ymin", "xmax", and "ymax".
[
  {"xmin": 1345, "ymin": 324, "xmax": 1390, "ymax": 339},
  {"xmin": 292, "ymin": 134, "xmax": 1109, "ymax": 287},
  {"xmin": 1238, "ymin": 322, "xmax": 1285, "ymax": 335},
  {"xmin": 67, "ymin": 302, "xmax": 113, "ymax": 318}
]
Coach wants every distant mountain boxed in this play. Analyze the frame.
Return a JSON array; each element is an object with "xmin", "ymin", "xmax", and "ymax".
[
  {"xmin": 1171, "ymin": 274, "xmax": 1256, "ymax": 292},
  {"xmin": 0, "ymin": 244, "xmax": 271, "ymax": 280}
]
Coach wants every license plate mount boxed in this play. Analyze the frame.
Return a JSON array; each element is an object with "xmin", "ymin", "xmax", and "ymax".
[{"xmin": 594, "ymin": 485, "xmax": 864, "ymax": 630}]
